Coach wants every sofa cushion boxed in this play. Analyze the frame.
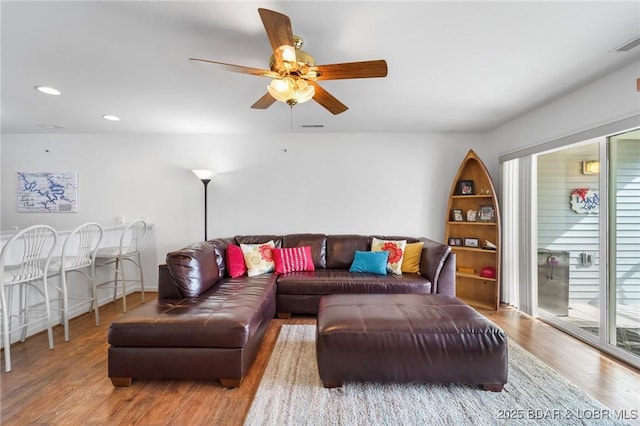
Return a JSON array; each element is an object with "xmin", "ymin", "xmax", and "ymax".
[
  {"xmin": 274, "ymin": 246, "xmax": 315, "ymax": 274},
  {"xmin": 165, "ymin": 242, "xmax": 220, "ymax": 298},
  {"xmin": 326, "ymin": 235, "xmax": 370, "ymax": 269},
  {"xmin": 241, "ymin": 241, "xmax": 276, "ymax": 277},
  {"xmin": 372, "ymin": 235, "xmax": 421, "ymax": 244},
  {"xmin": 108, "ymin": 275, "xmax": 277, "ymax": 348},
  {"xmin": 419, "ymin": 238, "xmax": 452, "ymax": 290},
  {"xmin": 371, "ymin": 238, "xmax": 407, "ymax": 275},
  {"xmin": 276, "ymin": 270, "xmax": 431, "ymax": 295},
  {"xmin": 282, "ymin": 233, "xmax": 327, "ymax": 269},
  {"xmin": 235, "ymin": 234, "xmax": 283, "ymax": 248},
  {"xmin": 226, "ymin": 244, "xmax": 247, "ymax": 278},
  {"xmin": 349, "ymin": 250, "xmax": 389, "ymax": 275},
  {"xmin": 208, "ymin": 238, "xmax": 237, "ymax": 279},
  {"xmin": 401, "ymin": 241, "xmax": 424, "ymax": 274}
]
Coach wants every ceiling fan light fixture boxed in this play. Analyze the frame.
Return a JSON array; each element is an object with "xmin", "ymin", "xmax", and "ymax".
[
  {"xmin": 267, "ymin": 77, "xmax": 315, "ymax": 106},
  {"xmin": 190, "ymin": 9, "xmax": 386, "ymax": 115},
  {"xmin": 276, "ymin": 45, "xmax": 297, "ymax": 63},
  {"xmin": 272, "ymin": 45, "xmax": 298, "ymax": 72}
]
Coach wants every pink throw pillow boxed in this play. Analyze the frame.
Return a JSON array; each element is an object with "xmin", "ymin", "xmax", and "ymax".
[
  {"xmin": 226, "ymin": 244, "xmax": 247, "ymax": 278},
  {"xmin": 273, "ymin": 246, "xmax": 316, "ymax": 274}
]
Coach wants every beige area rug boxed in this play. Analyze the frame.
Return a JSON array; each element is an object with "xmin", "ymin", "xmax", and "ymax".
[{"xmin": 244, "ymin": 325, "xmax": 631, "ymax": 426}]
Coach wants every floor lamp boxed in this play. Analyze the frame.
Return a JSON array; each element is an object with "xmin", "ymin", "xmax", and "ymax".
[{"xmin": 192, "ymin": 169, "xmax": 215, "ymax": 241}]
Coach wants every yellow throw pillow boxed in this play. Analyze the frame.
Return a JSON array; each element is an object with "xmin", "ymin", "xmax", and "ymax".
[{"xmin": 401, "ymin": 241, "xmax": 424, "ymax": 274}]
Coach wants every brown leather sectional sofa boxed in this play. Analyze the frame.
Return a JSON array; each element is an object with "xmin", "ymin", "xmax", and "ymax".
[{"xmin": 108, "ymin": 233, "xmax": 455, "ymax": 387}]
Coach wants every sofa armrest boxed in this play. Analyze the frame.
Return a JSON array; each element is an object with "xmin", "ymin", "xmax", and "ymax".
[
  {"xmin": 165, "ymin": 242, "xmax": 221, "ymax": 298},
  {"xmin": 418, "ymin": 238, "xmax": 455, "ymax": 295},
  {"xmin": 158, "ymin": 264, "xmax": 182, "ymax": 299},
  {"xmin": 435, "ymin": 252, "xmax": 456, "ymax": 296}
]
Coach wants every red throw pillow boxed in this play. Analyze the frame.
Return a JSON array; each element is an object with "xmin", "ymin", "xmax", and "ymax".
[
  {"xmin": 226, "ymin": 244, "xmax": 247, "ymax": 278},
  {"xmin": 273, "ymin": 246, "xmax": 316, "ymax": 274}
]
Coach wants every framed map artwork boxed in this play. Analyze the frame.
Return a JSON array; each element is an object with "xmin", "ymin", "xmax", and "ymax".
[{"xmin": 17, "ymin": 172, "xmax": 78, "ymax": 213}]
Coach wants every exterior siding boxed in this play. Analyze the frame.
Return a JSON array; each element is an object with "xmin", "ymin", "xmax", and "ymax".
[
  {"xmin": 537, "ymin": 143, "xmax": 602, "ymax": 306},
  {"xmin": 537, "ymin": 140, "xmax": 640, "ymax": 307},
  {"xmin": 614, "ymin": 140, "xmax": 640, "ymax": 306}
]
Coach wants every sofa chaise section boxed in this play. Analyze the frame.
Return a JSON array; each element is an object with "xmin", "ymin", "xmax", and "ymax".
[{"xmin": 108, "ymin": 242, "xmax": 276, "ymax": 387}]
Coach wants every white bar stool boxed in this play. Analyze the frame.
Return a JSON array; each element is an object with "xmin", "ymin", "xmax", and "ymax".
[
  {"xmin": 0, "ymin": 225, "xmax": 57, "ymax": 372},
  {"xmin": 94, "ymin": 220, "xmax": 146, "ymax": 313},
  {"xmin": 46, "ymin": 223, "xmax": 103, "ymax": 341}
]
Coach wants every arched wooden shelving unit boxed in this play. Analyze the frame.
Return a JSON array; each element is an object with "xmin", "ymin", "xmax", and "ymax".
[{"xmin": 445, "ymin": 150, "xmax": 501, "ymax": 310}]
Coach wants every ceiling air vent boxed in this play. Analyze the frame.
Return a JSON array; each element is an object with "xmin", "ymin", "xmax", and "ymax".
[
  {"xmin": 300, "ymin": 124, "xmax": 324, "ymax": 128},
  {"xmin": 614, "ymin": 36, "xmax": 640, "ymax": 52}
]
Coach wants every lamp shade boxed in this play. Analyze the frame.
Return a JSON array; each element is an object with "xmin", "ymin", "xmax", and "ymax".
[
  {"xmin": 192, "ymin": 169, "xmax": 215, "ymax": 180},
  {"xmin": 267, "ymin": 77, "xmax": 315, "ymax": 106}
]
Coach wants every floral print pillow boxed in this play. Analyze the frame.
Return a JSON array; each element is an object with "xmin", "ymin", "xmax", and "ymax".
[
  {"xmin": 371, "ymin": 238, "xmax": 407, "ymax": 275},
  {"xmin": 240, "ymin": 240, "xmax": 276, "ymax": 277}
]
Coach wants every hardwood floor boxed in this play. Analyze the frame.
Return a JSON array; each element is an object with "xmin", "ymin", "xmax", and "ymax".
[{"xmin": 1, "ymin": 293, "xmax": 639, "ymax": 425}]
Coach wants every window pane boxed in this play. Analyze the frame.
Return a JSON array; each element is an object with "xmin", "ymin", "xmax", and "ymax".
[
  {"xmin": 609, "ymin": 130, "xmax": 640, "ymax": 358},
  {"xmin": 537, "ymin": 142, "xmax": 600, "ymax": 337}
]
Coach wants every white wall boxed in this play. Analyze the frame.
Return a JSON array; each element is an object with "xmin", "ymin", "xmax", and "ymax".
[
  {"xmin": 488, "ymin": 60, "xmax": 640, "ymax": 156},
  {"xmin": 1, "ymin": 132, "xmax": 488, "ymax": 282}
]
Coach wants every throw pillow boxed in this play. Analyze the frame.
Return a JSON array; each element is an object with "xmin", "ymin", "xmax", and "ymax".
[
  {"xmin": 371, "ymin": 237, "xmax": 407, "ymax": 275},
  {"xmin": 240, "ymin": 240, "xmax": 276, "ymax": 277},
  {"xmin": 349, "ymin": 250, "xmax": 389, "ymax": 275},
  {"xmin": 273, "ymin": 246, "xmax": 316, "ymax": 274},
  {"xmin": 226, "ymin": 244, "xmax": 247, "ymax": 278},
  {"xmin": 401, "ymin": 241, "xmax": 424, "ymax": 274}
]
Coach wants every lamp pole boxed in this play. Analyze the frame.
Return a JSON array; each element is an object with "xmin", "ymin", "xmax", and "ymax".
[
  {"xmin": 201, "ymin": 178, "xmax": 210, "ymax": 241},
  {"xmin": 192, "ymin": 169, "xmax": 215, "ymax": 241}
]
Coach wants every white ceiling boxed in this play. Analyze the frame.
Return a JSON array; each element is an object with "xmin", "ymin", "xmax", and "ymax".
[{"xmin": 2, "ymin": 1, "xmax": 639, "ymax": 134}]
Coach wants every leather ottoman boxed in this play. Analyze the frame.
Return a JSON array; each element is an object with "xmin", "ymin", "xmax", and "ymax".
[{"xmin": 316, "ymin": 294, "xmax": 508, "ymax": 391}]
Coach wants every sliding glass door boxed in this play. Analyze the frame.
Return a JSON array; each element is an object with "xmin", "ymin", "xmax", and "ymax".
[
  {"xmin": 534, "ymin": 129, "xmax": 639, "ymax": 366},
  {"xmin": 608, "ymin": 130, "xmax": 640, "ymax": 360},
  {"xmin": 536, "ymin": 140, "xmax": 602, "ymax": 340}
]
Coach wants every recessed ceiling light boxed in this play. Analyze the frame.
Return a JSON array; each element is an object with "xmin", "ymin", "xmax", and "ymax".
[
  {"xmin": 35, "ymin": 86, "xmax": 61, "ymax": 96},
  {"xmin": 102, "ymin": 115, "xmax": 120, "ymax": 121}
]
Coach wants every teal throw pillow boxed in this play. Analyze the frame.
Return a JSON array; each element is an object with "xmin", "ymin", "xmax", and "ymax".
[{"xmin": 349, "ymin": 250, "xmax": 389, "ymax": 275}]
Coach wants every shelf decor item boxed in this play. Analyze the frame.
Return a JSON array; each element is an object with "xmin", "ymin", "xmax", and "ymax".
[
  {"xmin": 458, "ymin": 179, "xmax": 475, "ymax": 195},
  {"xmin": 452, "ymin": 209, "xmax": 464, "ymax": 222},
  {"xmin": 464, "ymin": 238, "xmax": 479, "ymax": 247},
  {"xmin": 448, "ymin": 238, "xmax": 463, "ymax": 246},
  {"xmin": 466, "ymin": 210, "xmax": 478, "ymax": 222},
  {"xmin": 483, "ymin": 240, "xmax": 497, "ymax": 250},
  {"xmin": 479, "ymin": 266, "xmax": 496, "ymax": 278},
  {"xmin": 444, "ymin": 149, "xmax": 501, "ymax": 310},
  {"xmin": 479, "ymin": 205, "xmax": 494, "ymax": 222}
]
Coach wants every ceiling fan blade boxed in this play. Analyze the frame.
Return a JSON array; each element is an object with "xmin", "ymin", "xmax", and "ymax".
[
  {"xmin": 309, "ymin": 81, "xmax": 348, "ymax": 115},
  {"xmin": 189, "ymin": 58, "xmax": 277, "ymax": 78},
  {"xmin": 258, "ymin": 8, "xmax": 294, "ymax": 53},
  {"xmin": 315, "ymin": 60, "xmax": 388, "ymax": 80},
  {"xmin": 251, "ymin": 93, "xmax": 277, "ymax": 109}
]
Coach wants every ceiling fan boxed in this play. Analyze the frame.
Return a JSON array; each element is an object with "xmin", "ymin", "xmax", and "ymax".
[{"xmin": 190, "ymin": 8, "xmax": 388, "ymax": 115}]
